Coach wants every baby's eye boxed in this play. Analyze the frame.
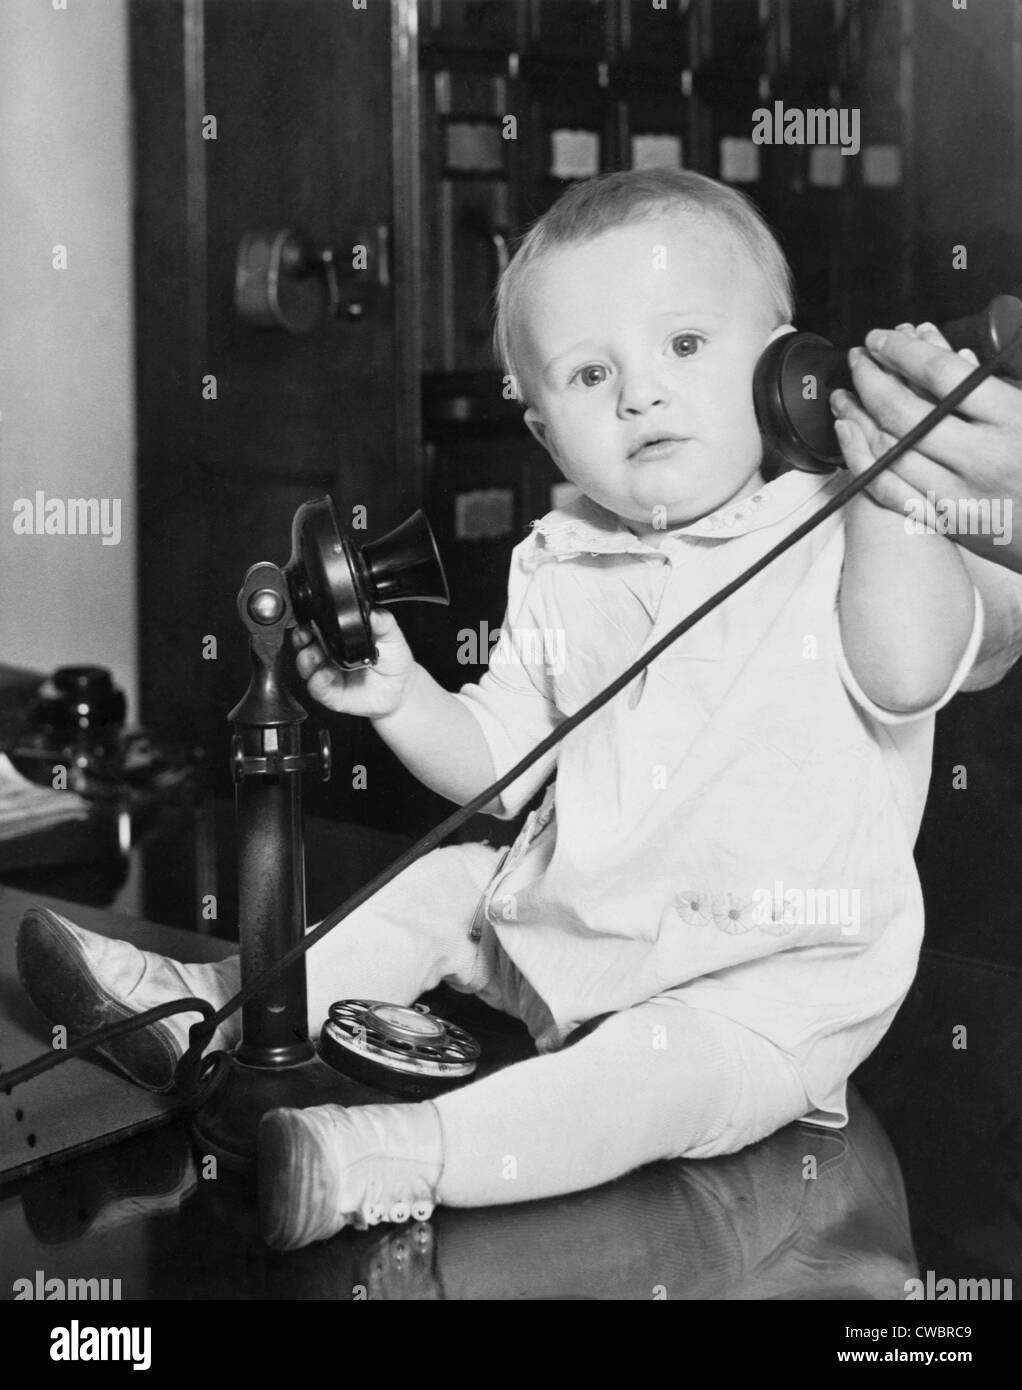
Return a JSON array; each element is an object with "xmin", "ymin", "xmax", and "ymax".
[
  {"xmin": 571, "ymin": 364, "xmax": 609, "ymax": 389},
  {"xmin": 670, "ymin": 333, "xmax": 704, "ymax": 359}
]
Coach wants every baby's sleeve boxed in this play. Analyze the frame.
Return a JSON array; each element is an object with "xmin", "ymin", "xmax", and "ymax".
[
  {"xmin": 452, "ymin": 535, "xmax": 563, "ymax": 818},
  {"xmin": 834, "ymin": 586, "xmax": 985, "ymax": 726},
  {"xmin": 955, "ymin": 549, "xmax": 1022, "ymax": 691}
]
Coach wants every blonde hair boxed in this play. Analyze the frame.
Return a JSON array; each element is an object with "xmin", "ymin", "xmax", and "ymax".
[{"xmin": 494, "ymin": 168, "xmax": 794, "ymax": 404}]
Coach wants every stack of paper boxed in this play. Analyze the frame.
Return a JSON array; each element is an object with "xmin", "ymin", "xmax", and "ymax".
[{"xmin": 0, "ymin": 753, "xmax": 90, "ymax": 842}]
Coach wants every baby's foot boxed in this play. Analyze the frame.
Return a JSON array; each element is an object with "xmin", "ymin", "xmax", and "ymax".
[
  {"xmin": 16, "ymin": 907, "xmax": 240, "ymax": 1092},
  {"xmin": 258, "ymin": 1101, "xmax": 444, "ymax": 1252}
]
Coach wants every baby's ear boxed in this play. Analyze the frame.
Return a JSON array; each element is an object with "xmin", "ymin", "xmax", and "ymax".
[
  {"xmin": 765, "ymin": 322, "xmax": 797, "ymax": 348},
  {"xmin": 524, "ymin": 407, "xmax": 556, "ymax": 458}
]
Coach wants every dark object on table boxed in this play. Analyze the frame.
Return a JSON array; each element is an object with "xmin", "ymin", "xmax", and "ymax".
[
  {"xmin": 7, "ymin": 665, "xmax": 203, "ymax": 805},
  {"xmin": 30, "ymin": 666, "xmax": 127, "ymax": 757}
]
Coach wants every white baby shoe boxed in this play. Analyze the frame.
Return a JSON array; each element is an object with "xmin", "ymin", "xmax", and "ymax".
[
  {"xmin": 258, "ymin": 1101, "xmax": 444, "ymax": 1252},
  {"xmin": 16, "ymin": 906, "xmax": 241, "ymax": 1092}
]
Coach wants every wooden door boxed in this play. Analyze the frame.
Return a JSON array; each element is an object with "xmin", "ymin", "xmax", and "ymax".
[{"xmin": 131, "ymin": 0, "xmax": 435, "ymax": 833}]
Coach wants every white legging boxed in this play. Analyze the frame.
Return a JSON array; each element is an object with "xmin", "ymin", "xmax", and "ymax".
[
  {"xmin": 219, "ymin": 843, "xmax": 810, "ymax": 1207},
  {"xmin": 432, "ymin": 997, "xmax": 810, "ymax": 1207}
]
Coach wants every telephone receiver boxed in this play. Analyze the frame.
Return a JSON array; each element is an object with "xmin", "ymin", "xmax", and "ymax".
[
  {"xmin": 753, "ymin": 293, "xmax": 1022, "ymax": 474},
  {"xmin": 284, "ymin": 495, "xmax": 450, "ymax": 669}
]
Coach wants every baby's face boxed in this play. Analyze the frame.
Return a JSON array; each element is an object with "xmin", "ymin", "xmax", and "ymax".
[{"xmin": 518, "ymin": 213, "xmax": 782, "ymax": 532}]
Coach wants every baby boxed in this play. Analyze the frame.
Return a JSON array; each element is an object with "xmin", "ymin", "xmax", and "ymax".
[{"xmin": 18, "ymin": 169, "xmax": 1022, "ymax": 1253}]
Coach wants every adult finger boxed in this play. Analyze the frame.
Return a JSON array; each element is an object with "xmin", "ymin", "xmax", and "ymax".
[
  {"xmin": 860, "ymin": 327, "xmax": 1011, "ymax": 421},
  {"xmin": 844, "ymin": 348, "xmax": 980, "ymax": 471}
]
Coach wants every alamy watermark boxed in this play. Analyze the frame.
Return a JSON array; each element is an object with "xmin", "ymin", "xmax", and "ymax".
[
  {"xmin": 457, "ymin": 621, "xmax": 567, "ymax": 677},
  {"xmin": 13, "ymin": 1270, "xmax": 121, "ymax": 1299},
  {"xmin": 12, "ymin": 491, "xmax": 122, "ymax": 546},
  {"xmin": 676, "ymin": 882, "xmax": 861, "ymax": 936},
  {"xmin": 904, "ymin": 492, "xmax": 1012, "ymax": 546},
  {"xmin": 754, "ymin": 880, "xmax": 861, "ymax": 936},
  {"xmin": 49, "ymin": 1321, "xmax": 151, "ymax": 1371},
  {"xmin": 904, "ymin": 1271, "xmax": 1012, "ymax": 1300},
  {"xmin": 751, "ymin": 101, "xmax": 861, "ymax": 157}
]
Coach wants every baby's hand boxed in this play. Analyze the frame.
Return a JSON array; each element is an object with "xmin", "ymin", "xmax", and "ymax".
[{"xmin": 293, "ymin": 609, "xmax": 417, "ymax": 718}]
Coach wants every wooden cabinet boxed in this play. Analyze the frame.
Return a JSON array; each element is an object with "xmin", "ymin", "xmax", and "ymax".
[{"xmin": 415, "ymin": 0, "xmax": 867, "ymax": 695}]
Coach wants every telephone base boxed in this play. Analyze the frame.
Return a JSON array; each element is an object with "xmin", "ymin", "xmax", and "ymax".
[{"xmin": 191, "ymin": 1048, "xmax": 394, "ymax": 1176}]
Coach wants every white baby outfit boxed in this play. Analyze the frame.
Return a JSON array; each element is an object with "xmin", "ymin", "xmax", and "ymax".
[
  {"xmin": 296, "ymin": 468, "xmax": 1022, "ymax": 1205},
  {"xmin": 450, "ymin": 470, "xmax": 1016, "ymax": 1124}
]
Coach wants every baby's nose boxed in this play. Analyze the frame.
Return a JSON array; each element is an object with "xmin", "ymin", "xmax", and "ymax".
[{"xmin": 617, "ymin": 367, "xmax": 672, "ymax": 417}]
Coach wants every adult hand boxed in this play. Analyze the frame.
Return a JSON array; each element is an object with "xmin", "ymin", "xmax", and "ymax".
[{"xmin": 830, "ymin": 322, "xmax": 1022, "ymax": 571}]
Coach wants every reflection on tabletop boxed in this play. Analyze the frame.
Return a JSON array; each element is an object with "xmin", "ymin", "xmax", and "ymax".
[{"xmin": 1, "ymin": 1084, "xmax": 916, "ymax": 1300}]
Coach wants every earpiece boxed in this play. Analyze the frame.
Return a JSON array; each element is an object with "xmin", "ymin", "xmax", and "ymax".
[
  {"xmin": 753, "ymin": 330, "xmax": 851, "ymax": 473},
  {"xmin": 284, "ymin": 496, "xmax": 450, "ymax": 669},
  {"xmin": 753, "ymin": 294, "xmax": 1022, "ymax": 474}
]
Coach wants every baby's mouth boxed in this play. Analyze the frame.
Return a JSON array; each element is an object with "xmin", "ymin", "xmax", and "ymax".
[{"xmin": 628, "ymin": 434, "xmax": 689, "ymax": 461}]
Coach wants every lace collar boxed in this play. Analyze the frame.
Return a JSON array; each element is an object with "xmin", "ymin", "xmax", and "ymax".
[{"xmin": 526, "ymin": 472, "xmax": 836, "ymax": 566}]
